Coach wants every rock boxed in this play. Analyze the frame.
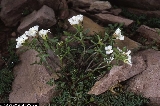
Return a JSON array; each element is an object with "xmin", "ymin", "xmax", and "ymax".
[
  {"xmin": 127, "ymin": 49, "xmax": 160, "ymax": 106},
  {"xmin": 110, "ymin": 8, "xmax": 122, "ymax": 16},
  {"xmin": 58, "ymin": 0, "xmax": 69, "ymax": 19},
  {"xmin": 9, "ymin": 49, "xmax": 57, "ymax": 105},
  {"xmin": 0, "ymin": 0, "xmax": 38, "ymax": 26},
  {"xmin": 89, "ymin": 1, "xmax": 112, "ymax": 11},
  {"xmin": 126, "ymin": 8, "xmax": 160, "ymax": 18},
  {"xmin": 83, "ymin": 16, "xmax": 105, "ymax": 36},
  {"xmin": 95, "ymin": 13, "xmax": 134, "ymax": 27},
  {"xmin": 37, "ymin": 0, "xmax": 61, "ymax": 11},
  {"xmin": 110, "ymin": 0, "xmax": 160, "ymax": 10},
  {"xmin": 88, "ymin": 55, "xmax": 146, "ymax": 95},
  {"xmin": 114, "ymin": 36, "xmax": 142, "ymax": 51},
  {"xmin": 38, "ymin": 0, "xmax": 69, "ymax": 19},
  {"xmin": 71, "ymin": 0, "xmax": 98, "ymax": 8},
  {"xmin": 17, "ymin": 5, "xmax": 56, "ymax": 34},
  {"xmin": 136, "ymin": 25, "xmax": 160, "ymax": 43}
]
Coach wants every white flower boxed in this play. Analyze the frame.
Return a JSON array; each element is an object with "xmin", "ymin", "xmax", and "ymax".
[
  {"xmin": 39, "ymin": 29, "xmax": 51, "ymax": 39},
  {"xmin": 124, "ymin": 50, "xmax": 132, "ymax": 66},
  {"xmin": 68, "ymin": 14, "xmax": 83, "ymax": 25},
  {"xmin": 113, "ymin": 28, "xmax": 124, "ymax": 40},
  {"xmin": 105, "ymin": 45, "xmax": 113, "ymax": 54},
  {"xmin": 25, "ymin": 25, "xmax": 39, "ymax": 37},
  {"xmin": 124, "ymin": 55, "xmax": 132, "ymax": 66},
  {"xmin": 16, "ymin": 34, "xmax": 28, "ymax": 48}
]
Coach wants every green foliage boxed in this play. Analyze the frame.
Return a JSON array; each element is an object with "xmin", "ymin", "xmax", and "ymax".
[
  {"xmin": 0, "ymin": 40, "xmax": 19, "ymax": 102},
  {"xmin": 93, "ymin": 90, "xmax": 149, "ymax": 106}
]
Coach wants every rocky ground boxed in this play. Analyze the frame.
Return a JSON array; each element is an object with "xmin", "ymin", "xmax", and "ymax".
[{"xmin": 0, "ymin": 0, "xmax": 160, "ymax": 106}]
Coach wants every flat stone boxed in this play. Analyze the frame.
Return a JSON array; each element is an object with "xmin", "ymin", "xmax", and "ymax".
[
  {"xmin": 88, "ymin": 55, "xmax": 146, "ymax": 95},
  {"xmin": 9, "ymin": 49, "xmax": 57, "ymax": 105},
  {"xmin": 95, "ymin": 13, "xmax": 134, "ymax": 27},
  {"xmin": 17, "ymin": 5, "xmax": 56, "ymax": 34},
  {"xmin": 89, "ymin": 1, "xmax": 112, "ymax": 11},
  {"xmin": 136, "ymin": 25, "xmax": 160, "ymax": 43},
  {"xmin": 127, "ymin": 49, "xmax": 160, "ymax": 106}
]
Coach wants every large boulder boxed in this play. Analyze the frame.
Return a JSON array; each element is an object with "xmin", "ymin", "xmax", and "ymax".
[
  {"xmin": 0, "ymin": 0, "xmax": 38, "ymax": 26},
  {"xmin": 17, "ymin": 5, "xmax": 57, "ymax": 34},
  {"xmin": 110, "ymin": 0, "xmax": 160, "ymax": 10},
  {"xmin": 127, "ymin": 49, "xmax": 160, "ymax": 106},
  {"xmin": 9, "ymin": 49, "xmax": 58, "ymax": 105},
  {"xmin": 95, "ymin": 13, "xmax": 134, "ymax": 27}
]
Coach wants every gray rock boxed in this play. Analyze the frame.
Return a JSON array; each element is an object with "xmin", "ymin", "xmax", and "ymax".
[
  {"xmin": 0, "ymin": 0, "xmax": 38, "ymax": 26},
  {"xmin": 127, "ymin": 49, "xmax": 160, "ymax": 106},
  {"xmin": 88, "ymin": 55, "xmax": 146, "ymax": 95},
  {"xmin": 89, "ymin": 1, "xmax": 112, "ymax": 11},
  {"xmin": 17, "ymin": 5, "xmax": 56, "ymax": 34},
  {"xmin": 137, "ymin": 25, "xmax": 160, "ymax": 43},
  {"xmin": 9, "ymin": 49, "xmax": 58, "ymax": 105},
  {"xmin": 95, "ymin": 13, "xmax": 134, "ymax": 27}
]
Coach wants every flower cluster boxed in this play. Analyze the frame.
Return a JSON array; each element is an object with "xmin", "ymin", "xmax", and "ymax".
[
  {"xmin": 117, "ymin": 47, "xmax": 132, "ymax": 66},
  {"xmin": 113, "ymin": 28, "xmax": 124, "ymax": 40},
  {"xmin": 68, "ymin": 14, "xmax": 83, "ymax": 25},
  {"xmin": 16, "ymin": 25, "xmax": 51, "ymax": 48}
]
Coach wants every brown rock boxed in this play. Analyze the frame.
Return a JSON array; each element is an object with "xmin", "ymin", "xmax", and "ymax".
[
  {"xmin": 111, "ymin": 0, "xmax": 160, "ymax": 10},
  {"xmin": 136, "ymin": 25, "xmax": 160, "ymax": 43},
  {"xmin": 114, "ymin": 36, "xmax": 142, "ymax": 51},
  {"xmin": 110, "ymin": 8, "xmax": 122, "ymax": 16},
  {"xmin": 127, "ymin": 49, "xmax": 160, "ymax": 106},
  {"xmin": 37, "ymin": 0, "xmax": 61, "ymax": 11},
  {"xmin": 0, "ymin": 0, "xmax": 38, "ymax": 26},
  {"xmin": 89, "ymin": 1, "xmax": 112, "ymax": 11},
  {"xmin": 17, "ymin": 5, "xmax": 57, "ymax": 34},
  {"xmin": 95, "ymin": 13, "xmax": 134, "ymax": 27},
  {"xmin": 9, "ymin": 49, "xmax": 57, "ymax": 105},
  {"xmin": 88, "ymin": 55, "xmax": 146, "ymax": 95}
]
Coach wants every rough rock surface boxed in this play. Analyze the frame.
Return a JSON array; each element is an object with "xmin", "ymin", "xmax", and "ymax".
[
  {"xmin": 9, "ymin": 49, "xmax": 57, "ymax": 105},
  {"xmin": 128, "ymin": 49, "xmax": 160, "ymax": 106},
  {"xmin": 17, "ymin": 5, "xmax": 56, "ymax": 34},
  {"xmin": 136, "ymin": 25, "xmax": 160, "ymax": 43},
  {"xmin": 89, "ymin": 1, "xmax": 112, "ymax": 11},
  {"xmin": 88, "ymin": 55, "xmax": 146, "ymax": 95},
  {"xmin": 111, "ymin": 0, "xmax": 160, "ymax": 10},
  {"xmin": 0, "ymin": 0, "xmax": 38, "ymax": 26},
  {"xmin": 95, "ymin": 13, "xmax": 134, "ymax": 27}
]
